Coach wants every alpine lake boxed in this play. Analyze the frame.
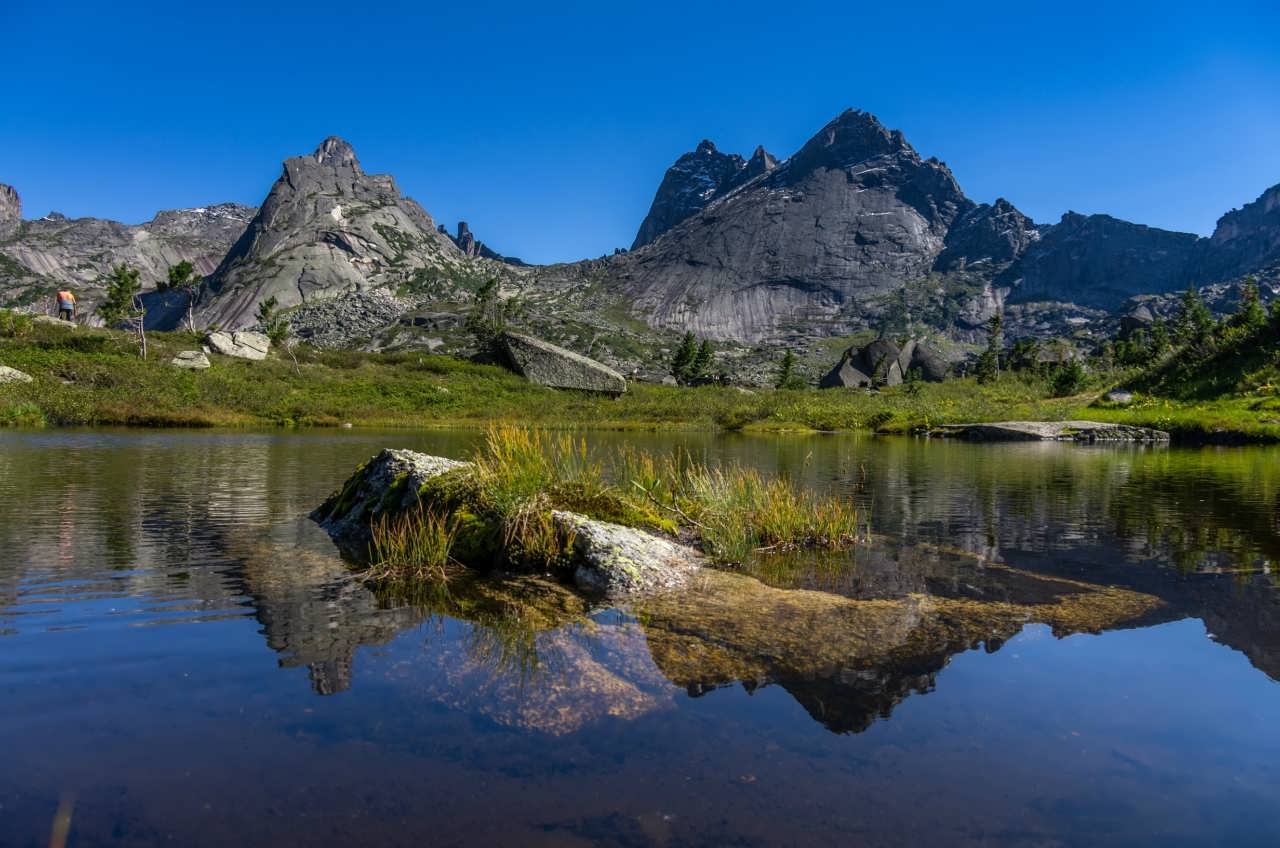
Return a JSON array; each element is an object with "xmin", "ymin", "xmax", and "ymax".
[{"xmin": 2, "ymin": 428, "xmax": 1278, "ymax": 847}]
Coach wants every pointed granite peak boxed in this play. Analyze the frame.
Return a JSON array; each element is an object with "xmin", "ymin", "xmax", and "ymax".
[
  {"xmin": 694, "ymin": 139, "xmax": 719, "ymax": 155},
  {"xmin": 313, "ymin": 136, "xmax": 361, "ymax": 170},
  {"xmin": 0, "ymin": 183, "xmax": 20, "ymax": 222},
  {"xmin": 790, "ymin": 108, "xmax": 912, "ymax": 176}
]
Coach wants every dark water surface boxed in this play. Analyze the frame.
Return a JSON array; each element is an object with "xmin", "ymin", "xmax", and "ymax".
[{"xmin": 2, "ymin": 429, "xmax": 1278, "ymax": 847}]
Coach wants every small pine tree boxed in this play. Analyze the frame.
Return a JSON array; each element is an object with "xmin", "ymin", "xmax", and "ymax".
[
  {"xmin": 160, "ymin": 260, "xmax": 202, "ymax": 332},
  {"xmin": 1050, "ymin": 359, "xmax": 1088, "ymax": 397},
  {"xmin": 256, "ymin": 296, "xmax": 290, "ymax": 347},
  {"xmin": 1175, "ymin": 285, "xmax": 1214, "ymax": 345},
  {"xmin": 691, "ymin": 339, "xmax": 714, "ymax": 381},
  {"xmin": 464, "ymin": 278, "xmax": 506, "ymax": 357},
  {"xmin": 671, "ymin": 332, "xmax": 697, "ymax": 382},
  {"xmin": 1232, "ymin": 277, "xmax": 1267, "ymax": 334},
  {"xmin": 99, "ymin": 263, "xmax": 142, "ymax": 327},
  {"xmin": 775, "ymin": 349, "xmax": 805, "ymax": 389},
  {"xmin": 974, "ymin": 312, "xmax": 1003, "ymax": 384}
]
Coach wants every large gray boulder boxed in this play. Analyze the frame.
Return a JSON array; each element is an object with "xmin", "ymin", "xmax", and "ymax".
[
  {"xmin": 311, "ymin": 448, "xmax": 471, "ymax": 555},
  {"xmin": 0, "ymin": 365, "xmax": 33, "ymax": 384},
  {"xmin": 205, "ymin": 330, "xmax": 270, "ymax": 360},
  {"xmin": 502, "ymin": 331, "xmax": 626, "ymax": 394},
  {"xmin": 552, "ymin": 510, "xmax": 702, "ymax": 596}
]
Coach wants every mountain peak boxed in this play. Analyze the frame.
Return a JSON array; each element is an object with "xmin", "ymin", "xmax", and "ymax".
[
  {"xmin": 789, "ymin": 108, "xmax": 911, "ymax": 175},
  {"xmin": 313, "ymin": 136, "xmax": 360, "ymax": 170},
  {"xmin": 694, "ymin": 139, "xmax": 718, "ymax": 155},
  {"xmin": 0, "ymin": 183, "xmax": 20, "ymax": 222}
]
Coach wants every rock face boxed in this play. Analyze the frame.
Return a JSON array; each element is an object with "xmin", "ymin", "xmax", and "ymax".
[
  {"xmin": 205, "ymin": 330, "xmax": 270, "ymax": 360},
  {"xmin": 1006, "ymin": 212, "xmax": 1202, "ymax": 309},
  {"xmin": 0, "ymin": 365, "xmax": 33, "ymax": 384},
  {"xmin": 820, "ymin": 338, "xmax": 947, "ymax": 388},
  {"xmin": 610, "ymin": 110, "xmax": 975, "ymax": 342},
  {"xmin": 632, "ymin": 140, "xmax": 777, "ymax": 249},
  {"xmin": 311, "ymin": 448, "xmax": 471, "ymax": 556},
  {"xmin": 934, "ymin": 198, "xmax": 1039, "ymax": 273},
  {"xmin": 552, "ymin": 510, "xmax": 702, "ymax": 596},
  {"xmin": 501, "ymin": 331, "xmax": 627, "ymax": 394},
  {"xmin": 193, "ymin": 137, "xmax": 479, "ymax": 330},
  {"xmin": 0, "ymin": 184, "xmax": 20, "ymax": 237},
  {"xmin": 935, "ymin": 420, "xmax": 1169, "ymax": 442},
  {"xmin": 170, "ymin": 350, "xmax": 212, "ymax": 370},
  {"xmin": 1201, "ymin": 182, "xmax": 1280, "ymax": 281},
  {"xmin": 0, "ymin": 187, "xmax": 253, "ymax": 314}
]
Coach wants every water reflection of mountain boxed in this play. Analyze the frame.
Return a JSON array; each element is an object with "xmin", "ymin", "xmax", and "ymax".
[{"xmin": 3, "ymin": 431, "xmax": 1279, "ymax": 736}]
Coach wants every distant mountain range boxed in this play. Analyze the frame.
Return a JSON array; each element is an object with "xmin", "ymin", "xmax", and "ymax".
[{"xmin": 2, "ymin": 109, "xmax": 1277, "ymax": 374}]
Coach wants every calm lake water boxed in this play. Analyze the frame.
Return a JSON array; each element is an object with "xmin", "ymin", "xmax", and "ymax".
[{"xmin": 1, "ymin": 429, "xmax": 1278, "ymax": 847}]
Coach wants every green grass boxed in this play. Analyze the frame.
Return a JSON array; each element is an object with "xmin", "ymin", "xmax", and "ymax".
[
  {"xmin": 1, "ymin": 312, "xmax": 1278, "ymax": 441},
  {"xmin": 359, "ymin": 425, "xmax": 862, "ymax": 581}
]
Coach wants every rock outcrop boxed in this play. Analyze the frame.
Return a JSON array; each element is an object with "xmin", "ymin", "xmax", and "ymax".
[
  {"xmin": 193, "ymin": 137, "xmax": 483, "ymax": 330},
  {"xmin": 1200, "ymin": 181, "xmax": 1280, "ymax": 281},
  {"xmin": 820, "ymin": 338, "xmax": 948, "ymax": 388},
  {"xmin": 632, "ymin": 140, "xmax": 777, "ymax": 249},
  {"xmin": 0, "ymin": 184, "xmax": 20, "ymax": 237},
  {"xmin": 313, "ymin": 450, "xmax": 703, "ymax": 598},
  {"xmin": 552, "ymin": 510, "xmax": 702, "ymax": 596},
  {"xmin": 311, "ymin": 448, "xmax": 471, "ymax": 556},
  {"xmin": 0, "ymin": 188, "xmax": 253, "ymax": 315},
  {"xmin": 501, "ymin": 331, "xmax": 627, "ymax": 394},
  {"xmin": 205, "ymin": 330, "xmax": 270, "ymax": 360}
]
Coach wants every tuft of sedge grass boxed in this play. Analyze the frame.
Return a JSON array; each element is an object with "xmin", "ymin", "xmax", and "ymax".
[{"xmin": 366, "ymin": 505, "xmax": 460, "ymax": 583}]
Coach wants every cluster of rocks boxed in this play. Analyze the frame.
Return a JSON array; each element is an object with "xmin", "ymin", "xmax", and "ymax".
[
  {"xmin": 288, "ymin": 289, "xmax": 413, "ymax": 349},
  {"xmin": 313, "ymin": 448, "xmax": 697, "ymax": 600},
  {"xmin": 168, "ymin": 330, "xmax": 271, "ymax": 369},
  {"xmin": 820, "ymin": 338, "xmax": 948, "ymax": 389}
]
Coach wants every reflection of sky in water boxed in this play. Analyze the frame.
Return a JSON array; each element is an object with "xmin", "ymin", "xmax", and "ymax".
[{"xmin": 1, "ymin": 429, "xmax": 1279, "ymax": 846}]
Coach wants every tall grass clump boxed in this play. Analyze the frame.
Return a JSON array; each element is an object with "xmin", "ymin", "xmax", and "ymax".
[{"xmin": 366, "ymin": 505, "xmax": 459, "ymax": 583}]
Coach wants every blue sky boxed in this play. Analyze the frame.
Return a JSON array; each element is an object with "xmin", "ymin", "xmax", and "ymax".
[{"xmin": 3, "ymin": 0, "xmax": 1278, "ymax": 263}]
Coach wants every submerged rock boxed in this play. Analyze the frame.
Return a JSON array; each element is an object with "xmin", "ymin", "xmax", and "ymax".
[
  {"xmin": 935, "ymin": 420, "xmax": 1168, "ymax": 442},
  {"xmin": 501, "ymin": 331, "xmax": 627, "ymax": 395},
  {"xmin": 552, "ymin": 510, "xmax": 702, "ymax": 596},
  {"xmin": 0, "ymin": 365, "xmax": 33, "ymax": 384},
  {"xmin": 170, "ymin": 350, "xmax": 211, "ymax": 370},
  {"xmin": 311, "ymin": 448, "xmax": 471, "ymax": 555},
  {"xmin": 206, "ymin": 330, "xmax": 270, "ymax": 360}
]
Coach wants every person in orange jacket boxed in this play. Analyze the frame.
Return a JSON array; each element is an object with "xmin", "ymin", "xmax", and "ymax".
[{"xmin": 56, "ymin": 289, "xmax": 76, "ymax": 322}]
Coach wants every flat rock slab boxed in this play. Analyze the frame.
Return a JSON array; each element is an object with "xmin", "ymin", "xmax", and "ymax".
[
  {"xmin": 171, "ymin": 350, "xmax": 211, "ymax": 370},
  {"xmin": 32, "ymin": 315, "xmax": 75, "ymax": 329},
  {"xmin": 0, "ymin": 365, "xmax": 33, "ymax": 384},
  {"xmin": 552, "ymin": 510, "xmax": 702, "ymax": 597},
  {"xmin": 502, "ymin": 331, "xmax": 626, "ymax": 395},
  {"xmin": 936, "ymin": 420, "xmax": 1169, "ymax": 442},
  {"xmin": 206, "ymin": 330, "xmax": 270, "ymax": 360},
  {"xmin": 312, "ymin": 448, "xmax": 471, "ymax": 554}
]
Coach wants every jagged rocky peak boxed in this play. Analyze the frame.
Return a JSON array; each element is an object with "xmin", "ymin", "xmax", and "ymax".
[
  {"xmin": 194, "ymin": 136, "xmax": 465, "ymax": 331},
  {"xmin": 631, "ymin": 138, "xmax": 776, "ymax": 249},
  {"xmin": 935, "ymin": 197, "xmax": 1039, "ymax": 272},
  {"xmin": 786, "ymin": 109, "xmax": 911, "ymax": 176},
  {"xmin": 0, "ymin": 183, "xmax": 20, "ymax": 229},
  {"xmin": 312, "ymin": 136, "xmax": 361, "ymax": 171}
]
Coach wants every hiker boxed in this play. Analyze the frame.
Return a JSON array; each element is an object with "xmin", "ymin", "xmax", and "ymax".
[{"xmin": 56, "ymin": 289, "xmax": 77, "ymax": 322}]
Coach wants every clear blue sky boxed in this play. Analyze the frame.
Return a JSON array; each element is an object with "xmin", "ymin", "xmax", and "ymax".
[{"xmin": 3, "ymin": 0, "xmax": 1278, "ymax": 264}]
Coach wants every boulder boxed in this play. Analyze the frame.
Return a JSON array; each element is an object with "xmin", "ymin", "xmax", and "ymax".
[
  {"xmin": 311, "ymin": 448, "xmax": 471, "ymax": 556},
  {"xmin": 170, "ymin": 350, "xmax": 211, "ymax": 370},
  {"xmin": 206, "ymin": 330, "xmax": 270, "ymax": 360},
  {"xmin": 821, "ymin": 338, "xmax": 948, "ymax": 388},
  {"xmin": 1119, "ymin": 304, "xmax": 1156, "ymax": 339},
  {"xmin": 552, "ymin": 510, "xmax": 703, "ymax": 597},
  {"xmin": 501, "ymin": 331, "xmax": 626, "ymax": 395},
  {"xmin": 1104, "ymin": 390, "xmax": 1135, "ymax": 405},
  {"xmin": 0, "ymin": 365, "xmax": 33, "ymax": 384}
]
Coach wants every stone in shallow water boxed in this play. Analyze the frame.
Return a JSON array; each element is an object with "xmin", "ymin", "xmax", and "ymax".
[
  {"xmin": 937, "ymin": 420, "xmax": 1167, "ymax": 442},
  {"xmin": 205, "ymin": 330, "xmax": 270, "ymax": 360},
  {"xmin": 0, "ymin": 365, "xmax": 33, "ymax": 384},
  {"xmin": 551, "ymin": 510, "xmax": 703, "ymax": 597},
  {"xmin": 501, "ymin": 331, "xmax": 626, "ymax": 395},
  {"xmin": 170, "ymin": 350, "xmax": 211, "ymax": 370}
]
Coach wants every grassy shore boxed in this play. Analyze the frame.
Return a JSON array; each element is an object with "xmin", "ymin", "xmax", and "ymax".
[{"xmin": 1, "ymin": 319, "xmax": 1277, "ymax": 441}]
